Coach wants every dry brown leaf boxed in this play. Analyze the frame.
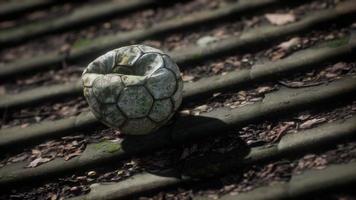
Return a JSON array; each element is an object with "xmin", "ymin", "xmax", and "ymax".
[
  {"xmin": 182, "ymin": 74, "xmax": 195, "ymax": 82},
  {"xmin": 265, "ymin": 13, "xmax": 296, "ymax": 25},
  {"xmin": 0, "ymin": 85, "xmax": 5, "ymax": 95},
  {"xmin": 11, "ymin": 154, "xmax": 28, "ymax": 163},
  {"xmin": 257, "ymin": 86, "xmax": 272, "ymax": 94},
  {"xmin": 300, "ymin": 118, "xmax": 326, "ymax": 129},
  {"xmin": 64, "ymin": 149, "xmax": 82, "ymax": 161},
  {"xmin": 194, "ymin": 104, "xmax": 209, "ymax": 112},
  {"xmin": 21, "ymin": 123, "xmax": 30, "ymax": 128},
  {"xmin": 277, "ymin": 37, "xmax": 301, "ymax": 50},
  {"xmin": 211, "ymin": 63, "xmax": 224, "ymax": 74},
  {"xmin": 50, "ymin": 193, "xmax": 58, "ymax": 200},
  {"xmin": 179, "ymin": 110, "xmax": 191, "ymax": 116},
  {"xmin": 270, "ymin": 51, "xmax": 286, "ymax": 61},
  {"xmin": 330, "ymin": 62, "xmax": 350, "ymax": 72},
  {"xmin": 27, "ymin": 157, "xmax": 51, "ymax": 168}
]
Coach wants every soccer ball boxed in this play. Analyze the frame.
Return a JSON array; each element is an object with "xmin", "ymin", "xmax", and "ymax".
[{"xmin": 82, "ymin": 45, "xmax": 183, "ymax": 135}]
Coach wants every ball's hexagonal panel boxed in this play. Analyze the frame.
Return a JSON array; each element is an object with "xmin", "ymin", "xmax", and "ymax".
[
  {"xmin": 149, "ymin": 98, "xmax": 173, "ymax": 122},
  {"xmin": 134, "ymin": 53, "xmax": 163, "ymax": 76},
  {"xmin": 121, "ymin": 118, "xmax": 156, "ymax": 135},
  {"xmin": 92, "ymin": 75, "xmax": 122, "ymax": 104},
  {"xmin": 162, "ymin": 55, "xmax": 181, "ymax": 79},
  {"xmin": 118, "ymin": 86, "xmax": 153, "ymax": 118},
  {"xmin": 82, "ymin": 73, "xmax": 103, "ymax": 88},
  {"xmin": 121, "ymin": 75, "xmax": 146, "ymax": 86},
  {"xmin": 99, "ymin": 50, "xmax": 116, "ymax": 71},
  {"xmin": 137, "ymin": 45, "xmax": 163, "ymax": 54},
  {"xmin": 86, "ymin": 59, "xmax": 107, "ymax": 74},
  {"xmin": 146, "ymin": 68, "xmax": 176, "ymax": 99},
  {"xmin": 172, "ymin": 78, "xmax": 183, "ymax": 111},
  {"xmin": 115, "ymin": 46, "xmax": 142, "ymax": 66},
  {"xmin": 101, "ymin": 104, "xmax": 126, "ymax": 128}
]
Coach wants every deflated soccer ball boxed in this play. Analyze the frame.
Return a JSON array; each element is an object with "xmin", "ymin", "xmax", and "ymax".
[{"xmin": 82, "ymin": 45, "xmax": 183, "ymax": 135}]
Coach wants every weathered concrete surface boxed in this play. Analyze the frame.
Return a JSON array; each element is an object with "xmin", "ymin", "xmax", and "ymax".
[
  {"xmin": 0, "ymin": 37, "xmax": 354, "ymax": 148},
  {"xmin": 0, "ymin": 0, "xmax": 57, "ymax": 19},
  {"xmin": 0, "ymin": 77, "xmax": 355, "ymax": 186},
  {"xmin": 196, "ymin": 161, "xmax": 356, "ymax": 200},
  {"xmin": 67, "ymin": 116, "xmax": 356, "ymax": 200},
  {"xmin": 1, "ymin": 34, "xmax": 354, "ymax": 110},
  {"xmin": 70, "ymin": 173, "xmax": 182, "ymax": 200},
  {"xmin": 0, "ymin": 0, "xmax": 156, "ymax": 46},
  {"xmin": 1, "ymin": 0, "xmax": 355, "ymax": 78}
]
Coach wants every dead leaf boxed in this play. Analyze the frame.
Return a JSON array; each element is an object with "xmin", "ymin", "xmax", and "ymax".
[
  {"xmin": 297, "ymin": 114, "xmax": 311, "ymax": 121},
  {"xmin": 194, "ymin": 104, "xmax": 209, "ymax": 112},
  {"xmin": 31, "ymin": 149, "xmax": 41, "ymax": 156},
  {"xmin": 257, "ymin": 86, "xmax": 273, "ymax": 94},
  {"xmin": 265, "ymin": 13, "xmax": 296, "ymax": 25},
  {"xmin": 330, "ymin": 62, "xmax": 350, "ymax": 72},
  {"xmin": 11, "ymin": 154, "xmax": 28, "ymax": 162},
  {"xmin": 49, "ymin": 193, "xmax": 58, "ymax": 200},
  {"xmin": 0, "ymin": 86, "xmax": 6, "ymax": 95},
  {"xmin": 182, "ymin": 74, "xmax": 195, "ymax": 82},
  {"xmin": 270, "ymin": 51, "xmax": 286, "ymax": 61},
  {"xmin": 277, "ymin": 37, "xmax": 301, "ymax": 50},
  {"xmin": 27, "ymin": 157, "xmax": 51, "ymax": 168},
  {"xmin": 21, "ymin": 123, "xmax": 30, "ymax": 128},
  {"xmin": 64, "ymin": 149, "xmax": 82, "ymax": 161},
  {"xmin": 278, "ymin": 80, "xmax": 322, "ymax": 88},
  {"xmin": 211, "ymin": 63, "xmax": 224, "ymax": 74},
  {"xmin": 272, "ymin": 123, "xmax": 293, "ymax": 142},
  {"xmin": 299, "ymin": 118, "xmax": 326, "ymax": 129},
  {"xmin": 60, "ymin": 44, "xmax": 71, "ymax": 53}
]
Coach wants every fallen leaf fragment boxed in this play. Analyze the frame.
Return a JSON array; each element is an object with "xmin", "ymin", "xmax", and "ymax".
[
  {"xmin": 11, "ymin": 154, "xmax": 28, "ymax": 163},
  {"xmin": 0, "ymin": 86, "xmax": 6, "ymax": 95},
  {"xmin": 265, "ymin": 13, "xmax": 296, "ymax": 25},
  {"xmin": 182, "ymin": 74, "xmax": 195, "ymax": 82},
  {"xmin": 194, "ymin": 104, "xmax": 209, "ymax": 112},
  {"xmin": 27, "ymin": 157, "xmax": 51, "ymax": 168},
  {"xmin": 300, "ymin": 118, "xmax": 327, "ymax": 129},
  {"xmin": 257, "ymin": 86, "xmax": 273, "ymax": 94},
  {"xmin": 277, "ymin": 37, "xmax": 301, "ymax": 50},
  {"xmin": 64, "ymin": 149, "xmax": 82, "ymax": 161}
]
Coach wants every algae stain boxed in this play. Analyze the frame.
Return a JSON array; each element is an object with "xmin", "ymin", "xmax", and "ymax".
[
  {"xmin": 94, "ymin": 140, "xmax": 121, "ymax": 153},
  {"xmin": 73, "ymin": 38, "xmax": 92, "ymax": 49},
  {"xmin": 326, "ymin": 36, "xmax": 349, "ymax": 48}
]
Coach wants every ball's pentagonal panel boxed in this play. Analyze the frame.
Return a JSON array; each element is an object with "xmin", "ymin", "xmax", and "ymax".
[
  {"xmin": 82, "ymin": 45, "xmax": 183, "ymax": 135},
  {"xmin": 137, "ymin": 45, "xmax": 163, "ymax": 54},
  {"xmin": 116, "ymin": 46, "xmax": 142, "ymax": 66},
  {"xmin": 121, "ymin": 118, "xmax": 156, "ymax": 135},
  {"xmin": 172, "ymin": 78, "xmax": 183, "ymax": 111},
  {"xmin": 92, "ymin": 75, "xmax": 122, "ymax": 104},
  {"xmin": 149, "ymin": 98, "xmax": 173, "ymax": 122},
  {"xmin": 118, "ymin": 86, "xmax": 153, "ymax": 118},
  {"xmin": 163, "ymin": 55, "xmax": 180, "ymax": 79},
  {"xmin": 134, "ymin": 53, "xmax": 163, "ymax": 76},
  {"xmin": 146, "ymin": 68, "xmax": 177, "ymax": 99}
]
